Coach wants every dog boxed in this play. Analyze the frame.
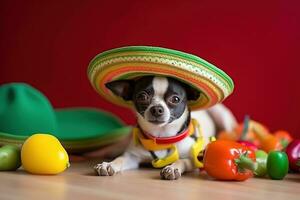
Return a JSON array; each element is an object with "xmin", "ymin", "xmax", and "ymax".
[{"xmin": 94, "ymin": 76, "xmax": 237, "ymax": 180}]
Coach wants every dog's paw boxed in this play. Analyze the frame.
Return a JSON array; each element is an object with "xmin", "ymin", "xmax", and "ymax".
[
  {"xmin": 160, "ymin": 166, "xmax": 181, "ymax": 180},
  {"xmin": 93, "ymin": 162, "xmax": 115, "ymax": 176}
]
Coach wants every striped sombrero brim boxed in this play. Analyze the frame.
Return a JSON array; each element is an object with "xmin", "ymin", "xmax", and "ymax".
[{"xmin": 88, "ymin": 46, "xmax": 234, "ymax": 110}]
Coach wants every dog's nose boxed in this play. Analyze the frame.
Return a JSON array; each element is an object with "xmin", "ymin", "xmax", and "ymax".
[{"xmin": 150, "ymin": 105, "xmax": 164, "ymax": 117}]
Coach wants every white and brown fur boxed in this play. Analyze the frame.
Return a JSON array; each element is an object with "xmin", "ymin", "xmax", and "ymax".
[{"xmin": 94, "ymin": 76, "xmax": 237, "ymax": 180}]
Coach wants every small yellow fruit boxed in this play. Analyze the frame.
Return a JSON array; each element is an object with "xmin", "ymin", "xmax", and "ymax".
[{"xmin": 21, "ymin": 134, "xmax": 70, "ymax": 175}]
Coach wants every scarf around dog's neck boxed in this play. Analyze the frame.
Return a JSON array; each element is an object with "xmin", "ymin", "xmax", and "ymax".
[
  {"xmin": 140, "ymin": 121, "xmax": 193, "ymax": 145},
  {"xmin": 133, "ymin": 118, "xmax": 205, "ymax": 168}
]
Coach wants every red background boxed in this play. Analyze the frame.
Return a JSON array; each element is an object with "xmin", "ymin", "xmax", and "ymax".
[{"xmin": 1, "ymin": 1, "xmax": 299, "ymax": 137}]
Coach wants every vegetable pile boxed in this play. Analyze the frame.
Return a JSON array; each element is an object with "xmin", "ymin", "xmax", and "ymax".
[{"xmin": 202, "ymin": 116, "xmax": 298, "ymax": 181}]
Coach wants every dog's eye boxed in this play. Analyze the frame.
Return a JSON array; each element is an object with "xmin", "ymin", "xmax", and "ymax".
[
  {"xmin": 136, "ymin": 92, "xmax": 149, "ymax": 103},
  {"xmin": 168, "ymin": 95, "xmax": 181, "ymax": 105}
]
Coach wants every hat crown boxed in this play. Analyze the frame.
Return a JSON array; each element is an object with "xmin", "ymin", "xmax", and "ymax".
[{"xmin": 0, "ymin": 83, "xmax": 57, "ymax": 136}]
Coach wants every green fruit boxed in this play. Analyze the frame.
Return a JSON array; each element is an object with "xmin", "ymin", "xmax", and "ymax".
[
  {"xmin": 254, "ymin": 150, "xmax": 268, "ymax": 177},
  {"xmin": 0, "ymin": 145, "xmax": 21, "ymax": 171},
  {"xmin": 267, "ymin": 151, "xmax": 289, "ymax": 180}
]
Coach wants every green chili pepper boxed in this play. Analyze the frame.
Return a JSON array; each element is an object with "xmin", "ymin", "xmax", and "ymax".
[
  {"xmin": 254, "ymin": 150, "xmax": 268, "ymax": 177},
  {"xmin": 267, "ymin": 151, "xmax": 289, "ymax": 180}
]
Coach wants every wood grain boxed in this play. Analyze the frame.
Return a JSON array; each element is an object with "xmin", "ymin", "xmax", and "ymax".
[{"xmin": 0, "ymin": 161, "xmax": 299, "ymax": 200}]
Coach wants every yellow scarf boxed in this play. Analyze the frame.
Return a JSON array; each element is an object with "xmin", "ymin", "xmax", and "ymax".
[{"xmin": 133, "ymin": 119, "xmax": 205, "ymax": 168}]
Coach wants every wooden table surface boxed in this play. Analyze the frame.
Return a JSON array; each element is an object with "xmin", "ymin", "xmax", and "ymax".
[{"xmin": 0, "ymin": 160, "xmax": 299, "ymax": 200}]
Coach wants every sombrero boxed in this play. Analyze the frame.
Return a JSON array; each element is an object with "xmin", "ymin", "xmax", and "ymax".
[
  {"xmin": 88, "ymin": 46, "xmax": 234, "ymax": 110},
  {"xmin": 0, "ymin": 83, "xmax": 131, "ymax": 153}
]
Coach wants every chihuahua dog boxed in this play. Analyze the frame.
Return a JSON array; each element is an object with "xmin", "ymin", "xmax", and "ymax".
[{"xmin": 94, "ymin": 76, "xmax": 236, "ymax": 180}]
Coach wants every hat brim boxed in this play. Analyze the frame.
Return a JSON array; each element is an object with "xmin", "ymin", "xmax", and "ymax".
[
  {"xmin": 88, "ymin": 46, "xmax": 234, "ymax": 110},
  {"xmin": 0, "ymin": 108, "xmax": 132, "ymax": 153}
]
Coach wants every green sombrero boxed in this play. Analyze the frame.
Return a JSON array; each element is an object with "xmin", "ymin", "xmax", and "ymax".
[
  {"xmin": 88, "ymin": 46, "xmax": 234, "ymax": 110},
  {"xmin": 0, "ymin": 83, "xmax": 131, "ymax": 153}
]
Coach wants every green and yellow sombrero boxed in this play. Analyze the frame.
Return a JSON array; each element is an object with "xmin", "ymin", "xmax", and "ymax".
[{"xmin": 88, "ymin": 46, "xmax": 234, "ymax": 110}]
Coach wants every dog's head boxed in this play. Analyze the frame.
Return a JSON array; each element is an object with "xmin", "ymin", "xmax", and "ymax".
[{"xmin": 106, "ymin": 76, "xmax": 200, "ymax": 127}]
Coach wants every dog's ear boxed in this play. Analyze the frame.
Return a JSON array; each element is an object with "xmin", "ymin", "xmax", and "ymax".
[
  {"xmin": 105, "ymin": 80, "xmax": 135, "ymax": 101},
  {"xmin": 185, "ymin": 85, "xmax": 200, "ymax": 101}
]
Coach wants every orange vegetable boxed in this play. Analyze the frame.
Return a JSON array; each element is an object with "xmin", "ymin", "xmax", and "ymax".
[
  {"xmin": 274, "ymin": 130, "xmax": 293, "ymax": 148},
  {"xmin": 235, "ymin": 121, "xmax": 261, "ymax": 146},
  {"xmin": 217, "ymin": 119, "xmax": 284, "ymax": 153},
  {"xmin": 258, "ymin": 135, "xmax": 282, "ymax": 153},
  {"xmin": 217, "ymin": 130, "xmax": 240, "ymax": 141},
  {"xmin": 251, "ymin": 122, "xmax": 283, "ymax": 153},
  {"xmin": 217, "ymin": 120, "xmax": 261, "ymax": 146},
  {"xmin": 203, "ymin": 140, "xmax": 256, "ymax": 181}
]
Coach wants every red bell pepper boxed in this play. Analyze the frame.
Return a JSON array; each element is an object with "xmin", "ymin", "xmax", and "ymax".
[
  {"xmin": 203, "ymin": 140, "xmax": 256, "ymax": 181},
  {"xmin": 285, "ymin": 139, "xmax": 300, "ymax": 172}
]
